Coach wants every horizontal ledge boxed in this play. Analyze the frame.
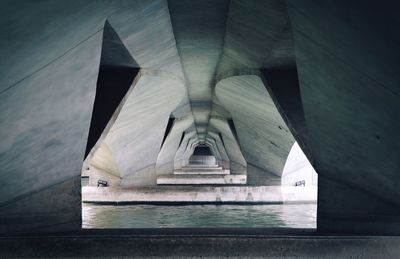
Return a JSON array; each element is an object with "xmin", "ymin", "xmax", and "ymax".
[
  {"xmin": 82, "ymin": 186, "xmax": 317, "ymax": 203},
  {"xmin": 4, "ymin": 227, "xmax": 400, "ymax": 238},
  {"xmin": 82, "ymin": 201, "xmax": 289, "ymax": 205}
]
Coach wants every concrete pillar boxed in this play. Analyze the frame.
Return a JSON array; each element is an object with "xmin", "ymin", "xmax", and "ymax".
[
  {"xmin": 0, "ymin": 1, "xmax": 108, "ymax": 234},
  {"xmin": 287, "ymin": 0, "xmax": 400, "ymax": 234}
]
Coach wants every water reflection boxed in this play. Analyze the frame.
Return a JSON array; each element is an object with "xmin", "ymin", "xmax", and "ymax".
[{"xmin": 82, "ymin": 203, "xmax": 316, "ymax": 228}]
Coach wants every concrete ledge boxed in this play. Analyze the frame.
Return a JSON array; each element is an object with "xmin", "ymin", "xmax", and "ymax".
[
  {"xmin": 1, "ymin": 230, "xmax": 399, "ymax": 258},
  {"xmin": 174, "ymin": 169, "xmax": 229, "ymax": 175},
  {"xmin": 181, "ymin": 166, "xmax": 223, "ymax": 171},
  {"xmin": 157, "ymin": 174, "xmax": 246, "ymax": 185},
  {"xmin": 82, "ymin": 186, "xmax": 317, "ymax": 204},
  {"xmin": 184, "ymin": 164, "xmax": 220, "ymax": 168}
]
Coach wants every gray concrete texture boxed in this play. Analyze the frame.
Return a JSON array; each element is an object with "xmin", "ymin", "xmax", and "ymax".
[
  {"xmin": 82, "ymin": 185, "xmax": 316, "ymax": 203},
  {"xmin": 1, "ymin": 232, "xmax": 399, "ymax": 258},
  {"xmin": 0, "ymin": 0, "xmax": 108, "ymax": 234},
  {"xmin": 286, "ymin": 0, "xmax": 400, "ymax": 234},
  {"xmin": 216, "ymin": 75, "xmax": 295, "ymax": 183},
  {"xmin": 0, "ymin": 0, "xmax": 399, "ymax": 236}
]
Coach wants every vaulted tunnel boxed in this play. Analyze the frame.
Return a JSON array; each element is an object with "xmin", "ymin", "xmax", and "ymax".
[{"xmin": 0, "ymin": 0, "xmax": 399, "ymax": 245}]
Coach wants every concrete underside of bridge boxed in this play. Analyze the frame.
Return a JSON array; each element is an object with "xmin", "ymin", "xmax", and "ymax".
[{"xmin": 0, "ymin": 0, "xmax": 400, "ymax": 256}]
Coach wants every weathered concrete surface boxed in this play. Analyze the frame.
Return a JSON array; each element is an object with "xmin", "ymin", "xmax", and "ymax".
[
  {"xmin": 286, "ymin": 0, "xmax": 400, "ymax": 234},
  {"xmin": 184, "ymin": 164, "xmax": 221, "ymax": 168},
  {"xmin": 86, "ymin": 72, "xmax": 187, "ymax": 186},
  {"xmin": 0, "ymin": 0, "xmax": 110, "ymax": 234},
  {"xmin": 208, "ymin": 131, "xmax": 231, "ymax": 168},
  {"xmin": 173, "ymin": 171, "xmax": 229, "ymax": 175},
  {"xmin": 157, "ymin": 174, "xmax": 246, "ymax": 185},
  {"xmin": 262, "ymin": 68, "xmax": 312, "ymax": 161},
  {"xmin": 216, "ymin": 0, "xmax": 295, "ymax": 78},
  {"xmin": 99, "ymin": 74, "xmax": 186, "ymax": 186},
  {"xmin": 88, "ymin": 142, "xmax": 120, "ymax": 178},
  {"xmin": 0, "ymin": 0, "xmax": 192, "ymax": 234},
  {"xmin": 2, "ymin": 0, "xmax": 400, "ymax": 239},
  {"xmin": 156, "ymin": 117, "xmax": 194, "ymax": 176},
  {"xmin": 85, "ymin": 0, "xmax": 192, "ymax": 185},
  {"xmin": 174, "ymin": 131, "xmax": 197, "ymax": 169},
  {"xmin": 0, "ymin": 0, "xmax": 110, "ymax": 91},
  {"xmin": 174, "ymin": 166, "xmax": 229, "ymax": 175},
  {"xmin": 1, "ymin": 232, "xmax": 399, "ymax": 258},
  {"xmin": 82, "ymin": 186, "xmax": 316, "ymax": 204},
  {"xmin": 216, "ymin": 75, "xmax": 295, "ymax": 185},
  {"xmin": 0, "ymin": 177, "xmax": 82, "ymax": 235},
  {"xmin": 168, "ymin": 0, "xmax": 229, "ymax": 136},
  {"xmin": 209, "ymin": 118, "xmax": 247, "ymax": 175},
  {"xmin": 108, "ymin": 0, "xmax": 184, "ymax": 78}
]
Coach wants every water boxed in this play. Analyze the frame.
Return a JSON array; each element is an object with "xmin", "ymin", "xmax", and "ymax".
[{"xmin": 82, "ymin": 203, "xmax": 316, "ymax": 228}]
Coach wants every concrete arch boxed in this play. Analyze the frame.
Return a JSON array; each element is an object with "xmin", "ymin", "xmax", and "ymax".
[
  {"xmin": 174, "ymin": 130, "xmax": 196, "ymax": 169},
  {"xmin": 103, "ymin": 73, "xmax": 186, "ymax": 186},
  {"xmin": 216, "ymin": 74, "xmax": 295, "ymax": 185},
  {"xmin": 156, "ymin": 116, "xmax": 194, "ymax": 176},
  {"xmin": 208, "ymin": 131, "xmax": 230, "ymax": 169},
  {"xmin": 209, "ymin": 118, "xmax": 247, "ymax": 175}
]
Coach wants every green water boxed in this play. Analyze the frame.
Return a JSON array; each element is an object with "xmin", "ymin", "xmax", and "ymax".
[{"xmin": 82, "ymin": 203, "xmax": 316, "ymax": 228}]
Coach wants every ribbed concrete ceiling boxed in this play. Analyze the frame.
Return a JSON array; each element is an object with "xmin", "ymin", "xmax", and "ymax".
[
  {"xmin": 167, "ymin": 0, "xmax": 295, "ymax": 143},
  {"xmin": 168, "ymin": 0, "xmax": 229, "ymax": 140}
]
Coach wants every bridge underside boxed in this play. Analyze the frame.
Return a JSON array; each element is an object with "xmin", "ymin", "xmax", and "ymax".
[{"xmin": 0, "ymin": 0, "xmax": 399, "ymax": 238}]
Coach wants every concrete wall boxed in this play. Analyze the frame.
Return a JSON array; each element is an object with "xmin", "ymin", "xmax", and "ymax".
[
  {"xmin": 286, "ymin": 0, "xmax": 400, "ymax": 234},
  {"xmin": 0, "ymin": 1, "xmax": 113, "ymax": 234},
  {"xmin": 82, "ymin": 186, "xmax": 316, "ymax": 204}
]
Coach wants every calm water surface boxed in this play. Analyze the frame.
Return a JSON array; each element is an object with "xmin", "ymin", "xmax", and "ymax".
[{"xmin": 82, "ymin": 203, "xmax": 316, "ymax": 228}]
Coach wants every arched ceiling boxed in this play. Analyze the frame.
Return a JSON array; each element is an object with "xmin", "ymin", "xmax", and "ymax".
[
  {"xmin": 1, "ymin": 0, "xmax": 399, "ymax": 235},
  {"xmin": 84, "ymin": 0, "xmax": 298, "ymax": 185}
]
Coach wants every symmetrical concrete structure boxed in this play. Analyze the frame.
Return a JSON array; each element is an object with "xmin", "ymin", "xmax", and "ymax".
[{"xmin": 0, "ymin": 0, "xmax": 399, "ymax": 242}]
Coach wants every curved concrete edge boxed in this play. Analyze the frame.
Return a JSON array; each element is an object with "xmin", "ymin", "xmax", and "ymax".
[{"xmin": 215, "ymin": 74, "xmax": 295, "ymax": 184}]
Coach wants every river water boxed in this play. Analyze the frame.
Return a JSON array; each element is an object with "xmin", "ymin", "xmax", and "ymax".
[{"xmin": 82, "ymin": 203, "xmax": 316, "ymax": 228}]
